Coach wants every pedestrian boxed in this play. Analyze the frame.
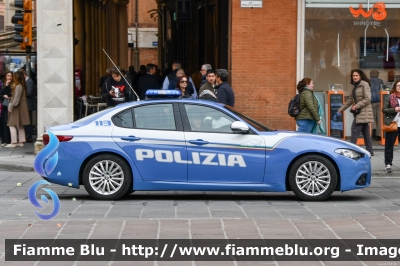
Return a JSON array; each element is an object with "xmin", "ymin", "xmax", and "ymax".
[
  {"xmin": 132, "ymin": 65, "xmax": 146, "ymax": 96},
  {"xmin": 382, "ymin": 80, "xmax": 400, "ymax": 173},
  {"xmin": 0, "ymin": 71, "xmax": 13, "ymax": 146},
  {"xmin": 214, "ymin": 69, "xmax": 234, "ymax": 107},
  {"xmin": 162, "ymin": 61, "xmax": 182, "ymax": 90},
  {"xmin": 125, "ymin": 65, "xmax": 137, "ymax": 84},
  {"xmin": 5, "ymin": 71, "xmax": 30, "ymax": 148},
  {"xmin": 20, "ymin": 69, "xmax": 36, "ymax": 143},
  {"xmin": 199, "ymin": 69, "xmax": 218, "ymax": 102},
  {"xmin": 338, "ymin": 69, "xmax": 374, "ymax": 155},
  {"xmin": 154, "ymin": 67, "xmax": 163, "ymax": 88},
  {"xmin": 169, "ymin": 69, "xmax": 197, "ymax": 98},
  {"xmin": 176, "ymin": 75, "xmax": 194, "ymax": 98},
  {"xmin": 295, "ymin": 77, "xmax": 321, "ymax": 133},
  {"xmin": 138, "ymin": 64, "xmax": 159, "ymax": 99},
  {"xmin": 369, "ymin": 69, "xmax": 384, "ymax": 141},
  {"xmin": 101, "ymin": 67, "xmax": 136, "ymax": 107},
  {"xmin": 98, "ymin": 68, "xmax": 111, "ymax": 90},
  {"xmin": 199, "ymin": 64, "xmax": 212, "ymax": 87},
  {"xmin": 387, "ymin": 70, "xmax": 396, "ymax": 84}
]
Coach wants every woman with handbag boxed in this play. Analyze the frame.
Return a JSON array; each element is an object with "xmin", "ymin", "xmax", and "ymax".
[
  {"xmin": 382, "ymin": 80, "xmax": 400, "ymax": 173},
  {"xmin": 338, "ymin": 69, "xmax": 374, "ymax": 155},
  {"xmin": 0, "ymin": 71, "xmax": 13, "ymax": 146}
]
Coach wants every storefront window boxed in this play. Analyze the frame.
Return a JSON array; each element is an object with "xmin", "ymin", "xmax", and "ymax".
[
  {"xmin": 304, "ymin": 1, "xmax": 400, "ymax": 94},
  {"xmin": 0, "ymin": 53, "xmax": 37, "ymax": 81}
]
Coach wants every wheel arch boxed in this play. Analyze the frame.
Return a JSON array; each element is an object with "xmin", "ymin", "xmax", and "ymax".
[
  {"xmin": 285, "ymin": 152, "xmax": 341, "ymax": 192},
  {"xmin": 78, "ymin": 151, "xmax": 133, "ymax": 186}
]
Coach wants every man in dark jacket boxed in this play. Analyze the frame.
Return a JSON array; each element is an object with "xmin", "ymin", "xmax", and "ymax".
[
  {"xmin": 369, "ymin": 69, "xmax": 384, "ymax": 140},
  {"xmin": 215, "ymin": 69, "xmax": 235, "ymax": 107},
  {"xmin": 99, "ymin": 68, "xmax": 111, "ymax": 90},
  {"xmin": 132, "ymin": 65, "xmax": 146, "ymax": 96},
  {"xmin": 102, "ymin": 67, "xmax": 136, "ymax": 107},
  {"xmin": 138, "ymin": 64, "xmax": 160, "ymax": 99},
  {"xmin": 199, "ymin": 69, "xmax": 217, "ymax": 102},
  {"xmin": 21, "ymin": 69, "xmax": 36, "ymax": 142}
]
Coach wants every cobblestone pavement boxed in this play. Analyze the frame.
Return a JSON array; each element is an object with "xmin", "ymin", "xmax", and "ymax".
[{"xmin": 1, "ymin": 170, "xmax": 400, "ymax": 265}]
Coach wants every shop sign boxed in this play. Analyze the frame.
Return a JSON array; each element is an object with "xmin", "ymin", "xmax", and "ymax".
[
  {"xmin": 349, "ymin": 2, "xmax": 387, "ymax": 21},
  {"xmin": 241, "ymin": 1, "xmax": 262, "ymax": 8}
]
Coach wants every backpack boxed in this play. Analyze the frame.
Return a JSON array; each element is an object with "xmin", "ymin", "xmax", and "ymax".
[{"xmin": 288, "ymin": 92, "xmax": 303, "ymax": 117}]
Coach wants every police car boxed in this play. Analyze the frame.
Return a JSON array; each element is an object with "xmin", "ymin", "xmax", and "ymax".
[{"xmin": 36, "ymin": 90, "xmax": 371, "ymax": 201}]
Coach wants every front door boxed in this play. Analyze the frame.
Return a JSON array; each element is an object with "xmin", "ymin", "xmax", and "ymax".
[{"xmin": 182, "ymin": 104, "xmax": 266, "ymax": 183}]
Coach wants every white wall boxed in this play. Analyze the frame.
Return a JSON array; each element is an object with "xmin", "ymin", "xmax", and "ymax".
[{"xmin": 36, "ymin": 0, "xmax": 73, "ymax": 139}]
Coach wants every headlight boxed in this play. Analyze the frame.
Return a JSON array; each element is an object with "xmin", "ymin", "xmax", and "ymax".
[{"xmin": 335, "ymin": 148, "xmax": 363, "ymax": 160}]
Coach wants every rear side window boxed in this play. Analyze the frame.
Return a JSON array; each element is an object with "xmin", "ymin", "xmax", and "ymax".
[
  {"xmin": 134, "ymin": 104, "xmax": 176, "ymax": 130},
  {"xmin": 112, "ymin": 109, "xmax": 134, "ymax": 128}
]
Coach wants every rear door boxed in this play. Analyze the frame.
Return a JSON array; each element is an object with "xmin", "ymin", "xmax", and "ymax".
[{"xmin": 112, "ymin": 103, "xmax": 188, "ymax": 182}]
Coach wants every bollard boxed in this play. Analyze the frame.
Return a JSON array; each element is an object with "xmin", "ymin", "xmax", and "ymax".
[{"xmin": 34, "ymin": 137, "xmax": 44, "ymax": 155}]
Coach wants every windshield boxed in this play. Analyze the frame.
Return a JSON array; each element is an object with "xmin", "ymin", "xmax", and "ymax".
[{"xmin": 224, "ymin": 106, "xmax": 273, "ymax": 132}]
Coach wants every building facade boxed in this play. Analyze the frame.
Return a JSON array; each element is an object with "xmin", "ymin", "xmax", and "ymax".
[
  {"xmin": 35, "ymin": 0, "xmax": 400, "ymax": 145},
  {"xmin": 127, "ymin": 0, "xmax": 158, "ymax": 69}
]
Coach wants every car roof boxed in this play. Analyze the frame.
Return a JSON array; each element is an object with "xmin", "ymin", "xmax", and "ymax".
[{"xmin": 114, "ymin": 98, "xmax": 226, "ymax": 109}]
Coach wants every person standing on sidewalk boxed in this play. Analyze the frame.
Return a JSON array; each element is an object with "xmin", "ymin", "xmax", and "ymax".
[
  {"xmin": 214, "ymin": 69, "xmax": 235, "ymax": 107},
  {"xmin": 20, "ymin": 69, "xmax": 35, "ymax": 143},
  {"xmin": 5, "ymin": 71, "xmax": 30, "ymax": 148},
  {"xmin": 382, "ymin": 80, "xmax": 400, "ymax": 173},
  {"xmin": 0, "ymin": 71, "xmax": 13, "ymax": 146},
  {"xmin": 369, "ymin": 69, "xmax": 384, "ymax": 141},
  {"xmin": 338, "ymin": 69, "xmax": 374, "ymax": 155},
  {"xmin": 295, "ymin": 78, "xmax": 321, "ymax": 133}
]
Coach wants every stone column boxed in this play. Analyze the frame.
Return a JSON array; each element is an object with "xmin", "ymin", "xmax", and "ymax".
[{"xmin": 36, "ymin": 0, "xmax": 73, "ymax": 153}]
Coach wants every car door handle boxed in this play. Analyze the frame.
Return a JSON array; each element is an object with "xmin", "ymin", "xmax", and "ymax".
[
  {"xmin": 120, "ymin": 136, "xmax": 141, "ymax": 141},
  {"xmin": 188, "ymin": 139, "xmax": 209, "ymax": 145}
]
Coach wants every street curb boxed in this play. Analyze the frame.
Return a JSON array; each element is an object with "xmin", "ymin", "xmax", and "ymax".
[{"xmin": 0, "ymin": 163, "xmax": 34, "ymax": 172}]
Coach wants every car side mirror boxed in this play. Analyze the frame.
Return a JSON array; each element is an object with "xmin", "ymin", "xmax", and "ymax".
[{"xmin": 231, "ymin": 121, "xmax": 249, "ymax": 133}]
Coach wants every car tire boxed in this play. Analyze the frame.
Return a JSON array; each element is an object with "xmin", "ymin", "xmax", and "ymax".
[
  {"xmin": 82, "ymin": 154, "xmax": 132, "ymax": 200},
  {"xmin": 289, "ymin": 155, "xmax": 337, "ymax": 201}
]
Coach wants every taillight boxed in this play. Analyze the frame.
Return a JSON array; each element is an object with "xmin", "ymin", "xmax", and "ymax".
[{"xmin": 43, "ymin": 134, "xmax": 73, "ymax": 145}]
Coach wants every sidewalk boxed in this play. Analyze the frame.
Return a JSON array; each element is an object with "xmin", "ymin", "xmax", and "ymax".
[{"xmin": 0, "ymin": 140, "xmax": 399, "ymax": 177}]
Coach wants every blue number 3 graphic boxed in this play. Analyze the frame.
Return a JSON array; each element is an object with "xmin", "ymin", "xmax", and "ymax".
[
  {"xmin": 28, "ymin": 180, "xmax": 60, "ymax": 220},
  {"xmin": 34, "ymin": 130, "xmax": 59, "ymax": 177}
]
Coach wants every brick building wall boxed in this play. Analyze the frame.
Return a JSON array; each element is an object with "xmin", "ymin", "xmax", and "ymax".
[
  {"xmin": 127, "ymin": 0, "xmax": 158, "ymax": 68},
  {"xmin": 128, "ymin": 48, "xmax": 158, "ymax": 67},
  {"xmin": 231, "ymin": 1, "xmax": 298, "ymax": 131}
]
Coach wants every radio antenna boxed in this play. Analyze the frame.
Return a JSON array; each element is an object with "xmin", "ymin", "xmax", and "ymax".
[{"xmin": 102, "ymin": 47, "xmax": 140, "ymax": 101}]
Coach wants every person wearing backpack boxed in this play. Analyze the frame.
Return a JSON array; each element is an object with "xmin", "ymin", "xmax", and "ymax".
[{"xmin": 295, "ymin": 78, "xmax": 321, "ymax": 133}]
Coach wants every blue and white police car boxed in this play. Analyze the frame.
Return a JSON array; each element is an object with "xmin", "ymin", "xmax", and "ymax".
[{"xmin": 36, "ymin": 90, "xmax": 371, "ymax": 201}]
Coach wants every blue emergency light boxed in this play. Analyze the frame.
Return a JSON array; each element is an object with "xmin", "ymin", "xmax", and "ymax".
[{"xmin": 145, "ymin": 89, "xmax": 182, "ymax": 100}]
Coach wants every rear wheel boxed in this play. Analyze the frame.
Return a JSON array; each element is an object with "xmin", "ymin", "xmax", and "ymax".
[
  {"xmin": 289, "ymin": 155, "xmax": 337, "ymax": 201},
  {"xmin": 82, "ymin": 154, "xmax": 132, "ymax": 200}
]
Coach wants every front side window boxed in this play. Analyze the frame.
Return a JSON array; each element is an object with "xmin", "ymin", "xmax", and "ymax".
[
  {"xmin": 184, "ymin": 104, "xmax": 236, "ymax": 133},
  {"xmin": 134, "ymin": 104, "xmax": 176, "ymax": 130}
]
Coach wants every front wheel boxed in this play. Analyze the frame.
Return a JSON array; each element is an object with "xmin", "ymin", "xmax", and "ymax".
[
  {"xmin": 289, "ymin": 155, "xmax": 337, "ymax": 201},
  {"xmin": 82, "ymin": 154, "xmax": 132, "ymax": 200}
]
